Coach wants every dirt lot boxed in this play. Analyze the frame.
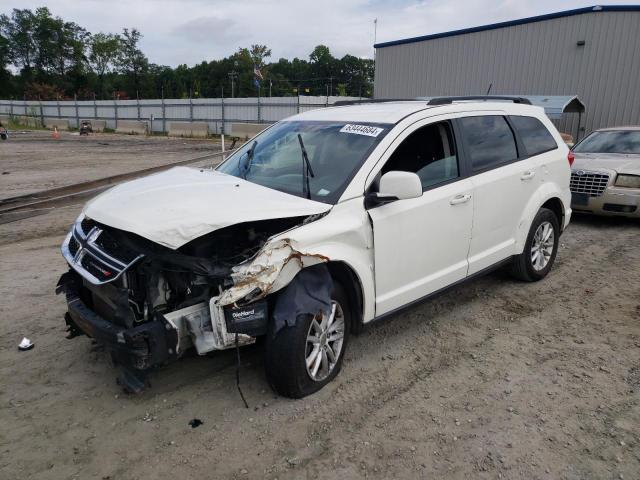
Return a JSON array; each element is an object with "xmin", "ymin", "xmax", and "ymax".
[
  {"xmin": 0, "ymin": 130, "xmax": 223, "ymax": 200},
  {"xmin": 0, "ymin": 133, "xmax": 639, "ymax": 480}
]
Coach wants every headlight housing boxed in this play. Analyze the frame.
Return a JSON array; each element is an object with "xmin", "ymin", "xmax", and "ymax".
[{"xmin": 614, "ymin": 174, "xmax": 640, "ymax": 189}]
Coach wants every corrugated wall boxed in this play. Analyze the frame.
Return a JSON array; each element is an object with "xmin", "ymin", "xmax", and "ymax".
[
  {"xmin": 0, "ymin": 96, "xmax": 361, "ymax": 134},
  {"xmin": 374, "ymin": 11, "xmax": 640, "ymax": 137}
]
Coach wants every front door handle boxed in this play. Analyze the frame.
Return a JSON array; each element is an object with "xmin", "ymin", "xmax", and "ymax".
[
  {"xmin": 521, "ymin": 170, "xmax": 536, "ymax": 181},
  {"xmin": 450, "ymin": 194, "xmax": 472, "ymax": 205}
]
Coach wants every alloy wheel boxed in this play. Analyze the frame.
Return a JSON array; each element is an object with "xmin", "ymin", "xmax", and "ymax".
[
  {"xmin": 531, "ymin": 221, "xmax": 555, "ymax": 271},
  {"xmin": 305, "ymin": 302, "xmax": 345, "ymax": 382}
]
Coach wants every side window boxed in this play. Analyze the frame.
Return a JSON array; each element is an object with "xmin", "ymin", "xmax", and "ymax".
[
  {"xmin": 381, "ymin": 121, "xmax": 459, "ymax": 190},
  {"xmin": 459, "ymin": 115, "xmax": 518, "ymax": 172},
  {"xmin": 510, "ymin": 115, "xmax": 558, "ymax": 156}
]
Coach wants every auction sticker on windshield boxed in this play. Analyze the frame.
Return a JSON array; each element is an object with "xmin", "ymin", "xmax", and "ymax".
[{"xmin": 340, "ymin": 124, "xmax": 385, "ymax": 137}]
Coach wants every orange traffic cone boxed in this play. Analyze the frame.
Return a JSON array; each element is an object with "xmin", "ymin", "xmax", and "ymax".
[{"xmin": 52, "ymin": 127, "xmax": 60, "ymax": 140}]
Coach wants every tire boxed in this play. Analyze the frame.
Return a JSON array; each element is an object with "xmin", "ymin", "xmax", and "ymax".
[
  {"xmin": 264, "ymin": 282, "xmax": 350, "ymax": 398},
  {"xmin": 510, "ymin": 207, "xmax": 560, "ymax": 282}
]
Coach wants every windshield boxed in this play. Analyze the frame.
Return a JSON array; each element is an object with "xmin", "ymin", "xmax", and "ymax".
[
  {"xmin": 217, "ymin": 121, "xmax": 390, "ymax": 203},
  {"xmin": 574, "ymin": 130, "xmax": 640, "ymax": 154}
]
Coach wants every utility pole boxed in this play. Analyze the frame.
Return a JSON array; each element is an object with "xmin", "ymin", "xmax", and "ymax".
[
  {"xmin": 228, "ymin": 71, "xmax": 238, "ymax": 98},
  {"xmin": 161, "ymin": 85, "xmax": 166, "ymax": 133},
  {"xmin": 373, "ymin": 18, "xmax": 378, "ymax": 98},
  {"xmin": 329, "ymin": 76, "xmax": 333, "ymax": 97},
  {"xmin": 373, "ymin": 18, "xmax": 378, "ymax": 60}
]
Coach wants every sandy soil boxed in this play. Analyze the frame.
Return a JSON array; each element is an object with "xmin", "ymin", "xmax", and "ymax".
[
  {"xmin": 0, "ymin": 134, "xmax": 639, "ymax": 480},
  {"xmin": 0, "ymin": 130, "xmax": 223, "ymax": 200}
]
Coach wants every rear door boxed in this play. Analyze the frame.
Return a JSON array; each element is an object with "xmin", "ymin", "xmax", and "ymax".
[{"xmin": 458, "ymin": 114, "xmax": 539, "ymax": 274}]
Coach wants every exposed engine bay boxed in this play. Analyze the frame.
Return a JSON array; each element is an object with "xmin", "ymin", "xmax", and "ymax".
[{"xmin": 56, "ymin": 212, "xmax": 329, "ymax": 392}]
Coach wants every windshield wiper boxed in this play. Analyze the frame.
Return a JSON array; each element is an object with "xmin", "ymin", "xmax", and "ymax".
[
  {"xmin": 241, "ymin": 141, "xmax": 258, "ymax": 179},
  {"xmin": 297, "ymin": 134, "xmax": 315, "ymax": 199}
]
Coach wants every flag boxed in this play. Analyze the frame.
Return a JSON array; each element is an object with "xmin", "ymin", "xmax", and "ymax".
[{"xmin": 254, "ymin": 65, "xmax": 264, "ymax": 81}]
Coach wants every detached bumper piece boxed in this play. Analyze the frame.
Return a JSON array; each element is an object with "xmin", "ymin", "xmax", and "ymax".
[{"xmin": 57, "ymin": 272, "xmax": 176, "ymax": 393}]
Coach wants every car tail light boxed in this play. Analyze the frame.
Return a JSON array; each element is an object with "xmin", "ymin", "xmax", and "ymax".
[{"xmin": 567, "ymin": 150, "xmax": 575, "ymax": 167}]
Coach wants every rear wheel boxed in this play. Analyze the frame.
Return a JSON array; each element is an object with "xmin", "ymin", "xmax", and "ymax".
[
  {"xmin": 264, "ymin": 282, "xmax": 350, "ymax": 398},
  {"xmin": 511, "ymin": 208, "xmax": 560, "ymax": 282}
]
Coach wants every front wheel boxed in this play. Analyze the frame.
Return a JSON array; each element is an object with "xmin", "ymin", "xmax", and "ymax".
[
  {"xmin": 264, "ymin": 283, "xmax": 350, "ymax": 398},
  {"xmin": 510, "ymin": 207, "xmax": 560, "ymax": 282}
]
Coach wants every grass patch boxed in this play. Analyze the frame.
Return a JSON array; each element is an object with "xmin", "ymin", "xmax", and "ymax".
[{"xmin": 4, "ymin": 117, "xmax": 47, "ymax": 131}]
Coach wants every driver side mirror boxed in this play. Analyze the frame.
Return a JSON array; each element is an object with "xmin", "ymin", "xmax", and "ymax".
[{"xmin": 365, "ymin": 171, "xmax": 422, "ymax": 209}]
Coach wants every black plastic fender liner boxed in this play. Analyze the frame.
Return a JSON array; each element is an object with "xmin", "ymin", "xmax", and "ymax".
[{"xmin": 271, "ymin": 263, "xmax": 334, "ymax": 335}]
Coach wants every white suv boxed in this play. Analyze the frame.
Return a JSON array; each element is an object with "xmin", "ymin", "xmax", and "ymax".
[{"xmin": 57, "ymin": 96, "xmax": 572, "ymax": 398}]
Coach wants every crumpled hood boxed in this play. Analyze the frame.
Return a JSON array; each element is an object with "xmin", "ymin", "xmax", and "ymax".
[
  {"xmin": 84, "ymin": 166, "xmax": 331, "ymax": 249},
  {"xmin": 573, "ymin": 153, "xmax": 640, "ymax": 175}
]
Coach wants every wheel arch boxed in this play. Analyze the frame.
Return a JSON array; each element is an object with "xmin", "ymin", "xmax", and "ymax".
[
  {"xmin": 540, "ymin": 197, "xmax": 565, "ymax": 232},
  {"xmin": 515, "ymin": 184, "xmax": 568, "ymax": 254},
  {"xmin": 327, "ymin": 260, "xmax": 365, "ymax": 334}
]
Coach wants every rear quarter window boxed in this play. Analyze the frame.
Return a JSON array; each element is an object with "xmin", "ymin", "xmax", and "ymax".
[{"xmin": 510, "ymin": 115, "xmax": 558, "ymax": 156}]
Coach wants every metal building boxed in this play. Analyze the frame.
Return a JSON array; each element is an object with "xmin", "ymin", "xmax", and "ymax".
[{"xmin": 374, "ymin": 5, "xmax": 640, "ymax": 138}]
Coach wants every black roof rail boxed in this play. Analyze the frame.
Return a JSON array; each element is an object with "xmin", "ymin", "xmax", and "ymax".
[
  {"xmin": 332, "ymin": 98, "xmax": 417, "ymax": 106},
  {"xmin": 426, "ymin": 95, "xmax": 532, "ymax": 105}
]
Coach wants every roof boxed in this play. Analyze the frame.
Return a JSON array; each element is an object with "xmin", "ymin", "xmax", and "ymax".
[
  {"xmin": 290, "ymin": 101, "xmax": 433, "ymax": 124},
  {"xmin": 288, "ymin": 99, "xmax": 544, "ymax": 124},
  {"xmin": 375, "ymin": 5, "xmax": 640, "ymax": 49}
]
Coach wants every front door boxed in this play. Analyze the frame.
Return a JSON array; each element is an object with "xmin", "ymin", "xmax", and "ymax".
[{"xmin": 367, "ymin": 120, "xmax": 474, "ymax": 316}]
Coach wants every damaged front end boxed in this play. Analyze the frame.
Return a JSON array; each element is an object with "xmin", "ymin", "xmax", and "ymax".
[{"xmin": 56, "ymin": 213, "xmax": 327, "ymax": 392}]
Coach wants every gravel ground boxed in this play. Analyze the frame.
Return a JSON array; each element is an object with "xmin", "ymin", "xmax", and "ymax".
[
  {"xmin": 0, "ymin": 130, "xmax": 223, "ymax": 200},
  {"xmin": 0, "ymin": 134, "xmax": 638, "ymax": 480}
]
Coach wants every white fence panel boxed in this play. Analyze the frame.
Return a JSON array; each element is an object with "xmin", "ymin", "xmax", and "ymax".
[{"xmin": 0, "ymin": 96, "xmax": 364, "ymax": 134}]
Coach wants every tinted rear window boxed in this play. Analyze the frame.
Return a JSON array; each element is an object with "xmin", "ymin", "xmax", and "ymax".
[
  {"xmin": 459, "ymin": 115, "xmax": 518, "ymax": 171},
  {"xmin": 510, "ymin": 116, "xmax": 558, "ymax": 156}
]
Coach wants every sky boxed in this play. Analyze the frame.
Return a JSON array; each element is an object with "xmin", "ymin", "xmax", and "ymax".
[{"xmin": 1, "ymin": 0, "xmax": 638, "ymax": 67}]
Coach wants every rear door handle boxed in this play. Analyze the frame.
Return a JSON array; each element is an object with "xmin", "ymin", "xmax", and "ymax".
[
  {"xmin": 521, "ymin": 170, "xmax": 536, "ymax": 180},
  {"xmin": 450, "ymin": 194, "xmax": 472, "ymax": 205}
]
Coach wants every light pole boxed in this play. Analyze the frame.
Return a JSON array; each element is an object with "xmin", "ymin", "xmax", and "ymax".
[
  {"xmin": 228, "ymin": 71, "xmax": 238, "ymax": 98},
  {"xmin": 373, "ymin": 18, "xmax": 378, "ymax": 98},
  {"xmin": 373, "ymin": 18, "xmax": 378, "ymax": 58}
]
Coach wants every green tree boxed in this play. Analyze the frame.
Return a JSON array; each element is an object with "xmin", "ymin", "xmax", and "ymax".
[
  {"xmin": 31, "ymin": 8, "xmax": 87, "ymax": 79},
  {"xmin": 0, "ymin": 17, "xmax": 14, "ymax": 96},
  {"xmin": 89, "ymin": 33, "xmax": 121, "ymax": 98},
  {"xmin": 0, "ymin": 8, "xmax": 374, "ymax": 100},
  {"xmin": 2, "ymin": 9, "xmax": 37, "ymax": 77},
  {"xmin": 0, "ymin": 15, "xmax": 13, "ymax": 65},
  {"xmin": 309, "ymin": 45, "xmax": 337, "ymax": 95},
  {"xmin": 117, "ymin": 28, "xmax": 148, "ymax": 97},
  {"xmin": 249, "ymin": 44, "xmax": 271, "ymax": 69},
  {"xmin": 338, "ymin": 54, "xmax": 374, "ymax": 97}
]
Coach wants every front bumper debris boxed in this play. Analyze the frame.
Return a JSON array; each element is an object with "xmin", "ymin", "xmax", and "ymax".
[
  {"xmin": 56, "ymin": 270, "xmax": 260, "ymax": 391},
  {"xmin": 57, "ymin": 271, "xmax": 176, "ymax": 392}
]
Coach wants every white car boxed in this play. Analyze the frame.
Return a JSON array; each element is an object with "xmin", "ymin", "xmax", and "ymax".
[{"xmin": 57, "ymin": 96, "xmax": 572, "ymax": 398}]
